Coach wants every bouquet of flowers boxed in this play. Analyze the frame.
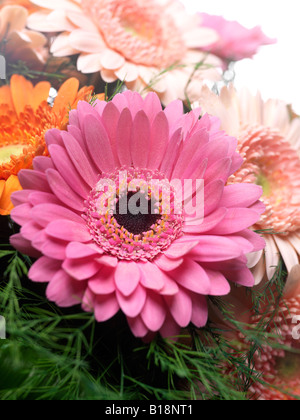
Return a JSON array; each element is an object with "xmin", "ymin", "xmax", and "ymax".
[{"xmin": 0, "ymin": 0, "xmax": 299, "ymax": 401}]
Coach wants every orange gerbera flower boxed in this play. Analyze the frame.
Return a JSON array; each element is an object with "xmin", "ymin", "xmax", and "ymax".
[{"xmin": 0, "ymin": 74, "xmax": 102, "ymax": 215}]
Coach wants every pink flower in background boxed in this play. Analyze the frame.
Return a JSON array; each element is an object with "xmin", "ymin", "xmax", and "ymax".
[
  {"xmin": 196, "ymin": 85, "xmax": 300, "ymax": 285},
  {"xmin": 199, "ymin": 13, "xmax": 276, "ymax": 62},
  {"xmin": 10, "ymin": 91, "xmax": 265, "ymax": 340},
  {"xmin": 27, "ymin": 0, "xmax": 221, "ymax": 104},
  {"xmin": 222, "ymin": 276, "xmax": 300, "ymax": 401}
]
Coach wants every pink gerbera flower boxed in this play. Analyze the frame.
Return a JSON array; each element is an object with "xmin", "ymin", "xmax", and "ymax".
[
  {"xmin": 199, "ymin": 13, "xmax": 276, "ymax": 63},
  {"xmin": 10, "ymin": 91, "xmax": 265, "ymax": 340},
  {"xmin": 196, "ymin": 85, "xmax": 300, "ymax": 285},
  {"xmin": 27, "ymin": 0, "xmax": 221, "ymax": 104}
]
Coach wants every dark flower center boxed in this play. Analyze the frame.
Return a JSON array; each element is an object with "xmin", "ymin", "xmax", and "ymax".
[{"xmin": 114, "ymin": 192, "xmax": 161, "ymax": 235}]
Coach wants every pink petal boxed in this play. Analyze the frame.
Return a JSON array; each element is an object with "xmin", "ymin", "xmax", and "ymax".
[
  {"xmin": 21, "ymin": 222, "xmax": 42, "ymax": 241},
  {"xmin": 115, "ymin": 62, "xmax": 139, "ymax": 83},
  {"xmin": 100, "ymin": 48, "xmax": 125, "ymax": 70},
  {"xmin": 33, "ymin": 156, "xmax": 55, "ymax": 173},
  {"xmin": 122, "ymin": 91, "xmax": 144, "ymax": 117},
  {"xmin": 159, "ymin": 313, "xmax": 181, "ymax": 339},
  {"xmin": 224, "ymin": 267, "xmax": 255, "ymax": 287},
  {"xmin": 201, "ymin": 138, "xmax": 229, "ymax": 164},
  {"xmin": 62, "ymin": 131, "xmax": 98, "ymax": 188},
  {"xmin": 205, "ymin": 269, "xmax": 230, "ymax": 296},
  {"xmin": 143, "ymin": 92, "xmax": 163, "ymax": 123},
  {"xmin": 172, "ymin": 129, "xmax": 209, "ymax": 180},
  {"xmin": 28, "ymin": 191, "xmax": 61, "ymax": 206},
  {"xmin": 115, "ymin": 261, "xmax": 140, "ymax": 297},
  {"xmin": 250, "ymin": 201, "xmax": 266, "ymax": 216},
  {"xmin": 46, "ymin": 220, "xmax": 91, "ymax": 242},
  {"xmin": 209, "ymin": 208, "xmax": 261, "ymax": 235},
  {"xmin": 159, "ymin": 275, "xmax": 180, "ymax": 296},
  {"xmin": 190, "ymin": 294, "xmax": 208, "ymax": 328},
  {"xmin": 131, "ymin": 110, "xmax": 151, "ymax": 168},
  {"xmin": 164, "ymin": 100, "xmax": 184, "ymax": 132},
  {"xmin": 226, "ymin": 234, "xmax": 255, "ymax": 254},
  {"xmin": 141, "ymin": 292, "xmax": 167, "ymax": 332},
  {"xmin": 31, "ymin": 203, "xmax": 84, "ymax": 227},
  {"xmin": 148, "ymin": 112, "xmax": 169, "ymax": 170},
  {"xmin": 67, "ymin": 10, "xmax": 99, "ymax": 33},
  {"xmin": 88, "ymin": 266, "xmax": 116, "ymax": 295},
  {"xmin": 45, "ymin": 129, "xmax": 64, "ymax": 147},
  {"xmin": 127, "ymin": 316, "xmax": 149, "ymax": 338},
  {"xmin": 111, "ymin": 93, "xmax": 129, "ymax": 113},
  {"xmin": 204, "ymin": 180, "xmax": 224, "ymax": 216},
  {"xmin": 139, "ymin": 262, "xmax": 165, "ymax": 291},
  {"xmin": 46, "ymin": 270, "xmax": 86, "ymax": 308},
  {"xmin": 66, "ymin": 242, "xmax": 102, "ymax": 259},
  {"xmin": 203, "ymin": 255, "xmax": 248, "ymax": 272},
  {"xmin": 237, "ymin": 230, "xmax": 266, "ymax": 252},
  {"xmin": 94, "ymin": 293, "xmax": 120, "ymax": 322},
  {"xmin": 29, "ymin": 257, "xmax": 61, "ymax": 283},
  {"xmin": 183, "ymin": 208, "xmax": 227, "ymax": 234},
  {"xmin": 63, "ymin": 257, "xmax": 100, "ymax": 281},
  {"xmin": 10, "ymin": 190, "xmax": 32, "ymax": 207},
  {"xmin": 98, "ymin": 255, "xmax": 118, "ymax": 268},
  {"xmin": 219, "ymin": 184, "xmax": 263, "ymax": 208},
  {"xmin": 67, "ymin": 125, "xmax": 87, "ymax": 149},
  {"xmin": 46, "ymin": 168, "xmax": 85, "ymax": 212},
  {"xmin": 18, "ymin": 170, "xmax": 50, "ymax": 192},
  {"xmin": 11, "ymin": 203, "xmax": 32, "ymax": 226},
  {"xmin": 31, "ymin": 229, "xmax": 47, "ymax": 252},
  {"xmin": 41, "ymin": 237, "xmax": 68, "ymax": 260},
  {"xmin": 181, "ymin": 156, "xmax": 208, "ymax": 182},
  {"xmin": 83, "ymin": 114, "xmax": 116, "ymax": 172},
  {"xmin": 51, "ymin": 32, "xmax": 79, "ymax": 57},
  {"xmin": 164, "ymin": 288, "xmax": 192, "ymax": 328},
  {"xmin": 49, "ymin": 144, "xmax": 90, "ymax": 199},
  {"xmin": 10, "ymin": 233, "xmax": 41, "ymax": 258},
  {"xmin": 101, "ymin": 102, "xmax": 121, "ymax": 165},
  {"xmin": 171, "ymin": 259, "xmax": 211, "ymax": 295},
  {"xmin": 159, "ymin": 128, "xmax": 182, "ymax": 179},
  {"xmin": 116, "ymin": 108, "xmax": 133, "ymax": 166},
  {"xmin": 204, "ymin": 158, "xmax": 232, "ymax": 185},
  {"xmin": 77, "ymin": 53, "xmax": 102, "ymax": 74},
  {"xmin": 164, "ymin": 237, "xmax": 200, "ymax": 259},
  {"xmin": 229, "ymin": 154, "xmax": 244, "ymax": 176},
  {"xmin": 190, "ymin": 236, "xmax": 242, "ymax": 262},
  {"xmin": 116, "ymin": 284, "xmax": 146, "ymax": 318},
  {"xmin": 69, "ymin": 29, "xmax": 105, "ymax": 53},
  {"xmin": 155, "ymin": 254, "xmax": 184, "ymax": 272}
]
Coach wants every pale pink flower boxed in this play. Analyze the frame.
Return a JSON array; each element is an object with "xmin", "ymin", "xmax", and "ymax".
[
  {"xmin": 199, "ymin": 13, "xmax": 276, "ymax": 62},
  {"xmin": 222, "ymin": 276, "xmax": 300, "ymax": 400},
  {"xmin": 27, "ymin": 0, "xmax": 221, "ymax": 104},
  {"xmin": 10, "ymin": 91, "xmax": 264, "ymax": 340},
  {"xmin": 196, "ymin": 85, "xmax": 300, "ymax": 285},
  {"xmin": 0, "ymin": 5, "xmax": 47, "ymax": 69}
]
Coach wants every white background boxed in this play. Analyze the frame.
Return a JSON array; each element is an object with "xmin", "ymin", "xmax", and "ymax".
[{"xmin": 182, "ymin": 0, "xmax": 300, "ymax": 113}]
